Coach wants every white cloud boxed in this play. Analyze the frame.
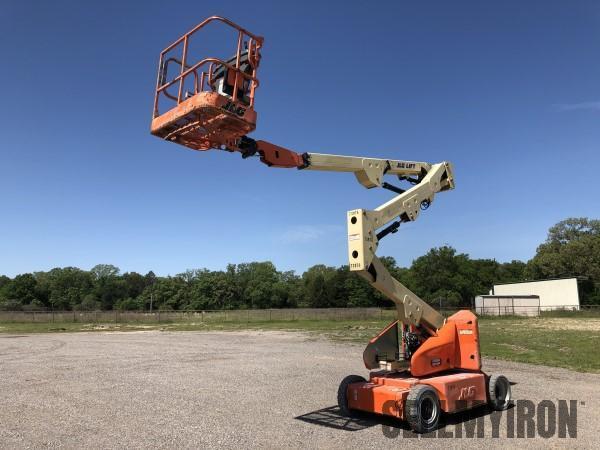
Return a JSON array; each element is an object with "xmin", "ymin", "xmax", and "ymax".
[{"xmin": 555, "ymin": 101, "xmax": 600, "ymax": 112}]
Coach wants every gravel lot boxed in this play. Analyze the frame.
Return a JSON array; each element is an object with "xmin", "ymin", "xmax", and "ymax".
[{"xmin": 0, "ymin": 331, "xmax": 598, "ymax": 449}]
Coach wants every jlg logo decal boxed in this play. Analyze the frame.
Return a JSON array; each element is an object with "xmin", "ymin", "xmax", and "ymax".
[
  {"xmin": 222, "ymin": 101, "xmax": 246, "ymax": 117},
  {"xmin": 458, "ymin": 386, "xmax": 476, "ymax": 400}
]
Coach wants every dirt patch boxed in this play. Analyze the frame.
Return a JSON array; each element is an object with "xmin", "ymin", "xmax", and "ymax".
[
  {"xmin": 495, "ymin": 343, "xmax": 530, "ymax": 354},
  {"xmin": 524, "ymin": 318, "xmax": 600, "ymax": 331}
]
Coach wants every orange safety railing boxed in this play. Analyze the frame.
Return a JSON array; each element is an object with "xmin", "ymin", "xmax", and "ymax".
[{"xmin": 152, "ymin": 16, "xmax": 263, "ymax": 119}]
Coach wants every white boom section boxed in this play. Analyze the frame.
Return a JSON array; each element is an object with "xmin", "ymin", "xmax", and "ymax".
[
  {"xmin": 302, "ymin": 152, "xmax": 454, "ymax": 332},
  {"xmin": 303, "ymin": 153, "xmax": 432, "ymax": 188}
]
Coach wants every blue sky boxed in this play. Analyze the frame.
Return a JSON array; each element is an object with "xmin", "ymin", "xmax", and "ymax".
[{"xmin": 1, "ymin": 1, "xmax": 599, "ymax": 277}]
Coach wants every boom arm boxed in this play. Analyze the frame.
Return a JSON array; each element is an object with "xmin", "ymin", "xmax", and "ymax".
[
  {"xmin": 150, "ymin": 16, "xmax": 472, "ymax": 376},
  {"xmin": 235, "ymin": 137, "xmax": 455, "ymax": 333},
  {"xmin": 347, "ymin": 162, "xmax": 453, "ymax": 332}
]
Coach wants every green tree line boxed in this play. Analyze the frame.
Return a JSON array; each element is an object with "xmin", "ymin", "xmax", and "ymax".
[{"xmin": 1, "ymin": 218, "xmax": 598, "ymax": 311}]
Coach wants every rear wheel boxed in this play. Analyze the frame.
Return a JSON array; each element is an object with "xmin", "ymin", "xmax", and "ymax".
[
  {"xmin": 405, "ymin": 384, "xmax": 441, "ymax": 433},
  {"xmin": 488, "ymin": 374, "xmax": 511, "ymax": 410},
  {"xmin": 337, "ymin": 375, "xmax": 367, "ymax": 416}
]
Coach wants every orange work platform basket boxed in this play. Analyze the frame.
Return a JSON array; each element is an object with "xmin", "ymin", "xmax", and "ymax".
[{"xmin": 151, "ymin": 17, "xmax": 263, "ymax": 151}]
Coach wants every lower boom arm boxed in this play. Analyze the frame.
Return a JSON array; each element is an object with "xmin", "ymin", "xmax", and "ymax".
[
  {"xmin": 234, "ymin": 136, "xmax": 455, "ymax": 332},
  {"xmin": 347, "ymin": 162, "xmax": 454, "ymax": 332}
]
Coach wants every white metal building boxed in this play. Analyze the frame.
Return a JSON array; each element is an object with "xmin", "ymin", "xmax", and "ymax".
[
  {"xmin": 490, "ymin": 277, "xmax": 580, "ymax": 312},
  {"xmin": 475, "ymin": 295, "xmax": 540, "ymax": 316}
]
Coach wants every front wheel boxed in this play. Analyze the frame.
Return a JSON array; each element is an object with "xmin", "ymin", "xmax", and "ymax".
[
  {"xmin": 405, "ymin": 384, "xmax": 441, "ymax": 433},
  {"xmin": 488, "ymin": 374, "xmax": 512, "ymax": 410},
  {"xmin": 337, "ymin": 374, "xmax": 367, "ymax": 416}
]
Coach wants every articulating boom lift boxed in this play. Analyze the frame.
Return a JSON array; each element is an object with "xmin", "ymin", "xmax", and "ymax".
[{"xmin": 151, "ymin": 17, "xmax": 512, "ymax": 433}]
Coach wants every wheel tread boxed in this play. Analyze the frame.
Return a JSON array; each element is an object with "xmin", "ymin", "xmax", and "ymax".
[
  {"xmin": 488, "ymin": 374, "xmax": 511, "ymax": 411},
  {"xmin": 405, "ymin": 384, "xmax": 440, "ymax": 433}
]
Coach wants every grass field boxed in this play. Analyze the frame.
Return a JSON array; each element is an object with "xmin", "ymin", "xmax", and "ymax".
[{"xmin": 1, "ymin": 315, "xmax": 599, "ymax": 373}]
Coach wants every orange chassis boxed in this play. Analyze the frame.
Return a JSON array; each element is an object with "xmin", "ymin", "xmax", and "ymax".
[
  {"xmin": 348, "ymin": 371, "xmax": 487, "ymax": 419},
  {"xmin": 348, "ymin": 310, "xmax": 488, "ymax": 419}
]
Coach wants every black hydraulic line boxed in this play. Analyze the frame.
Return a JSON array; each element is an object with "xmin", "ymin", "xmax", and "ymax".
[
  {"xmin": 381, "ymin": 182, "xmax": 405, "ymax": 195},
  {"xmin": 398, "ymin": 175, "xmax": 421, "ymax": 185},
  {"xmin": 376, "ymin": 220, "xmax": 401, "ymax": 240}
]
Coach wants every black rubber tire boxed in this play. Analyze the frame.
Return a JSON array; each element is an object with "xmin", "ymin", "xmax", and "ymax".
[
  {"xmin": 337, "ymin": 375, "xmax": 367, "ymax": 416},
  {"xmin": 405, "ymin": 384, "xmax": 441, "ymax": 433},
  {"xmin": 488, "ymin": 374, "xmax": 512, "ymax": 411}
]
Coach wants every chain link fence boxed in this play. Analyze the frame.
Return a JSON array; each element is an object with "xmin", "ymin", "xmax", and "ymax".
[
  {"xmin": 0, "ymin": 305, "xmax": 598, "ymax": 324},
  {"xmin": 0, "ymin": 308, "xmax": 396, "ymax": 324}
]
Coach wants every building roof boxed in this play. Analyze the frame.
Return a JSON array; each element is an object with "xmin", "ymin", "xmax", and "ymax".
[{"xmin": 493, "ymin": 276, "xmax": 579, "ymax": 287}]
